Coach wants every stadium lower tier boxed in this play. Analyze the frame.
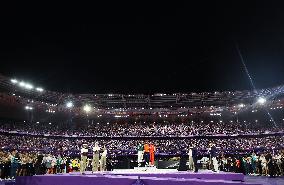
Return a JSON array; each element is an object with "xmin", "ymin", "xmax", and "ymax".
[
  {"xmin": 0, "ymin": 134, "xmax": 283, "ymax": 156},
  {"xmin": 0, "ymin": 132, "xmax": 284, "ymax": 182}
]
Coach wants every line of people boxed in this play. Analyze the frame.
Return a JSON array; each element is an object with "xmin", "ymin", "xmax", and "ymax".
[
  {"xmin": 1, "ymin": 146, "xmax": 284, "ymax": 179},
  {"xmin": 0, "ymin": 150, "xmax": 111, "ymax": 179},
  {"xmin": 137, "ymin": 141, "xmax": 156, "ymax": 167},
  {"xmin": 187, "ymin": 142, "xmax": 218, "ymax": 172},
  {"xmin": 0, "ymin": 150, "xmax": 36, "ymax": 179},
  {"xmin": 187, "ymin": 144, "xmax": 284, "ymax": 177},
  {"xmin": 80, "ymin": 142, "xmax": 108, "ymax": 174}
]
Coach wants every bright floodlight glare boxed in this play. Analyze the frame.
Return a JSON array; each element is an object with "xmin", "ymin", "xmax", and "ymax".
[
  {"xmin": 83, "ymin": 105, "xmax": 91, "ymax": 113},
  {"xmin": 19, "ymin": 81, "xmax": 26, "ymax": 87},
  {"xmin": 257, "ymin": 97, "xmax": 266, "ymax": 104},
  {"xmin": 25, "ymin": 83, "xmax": 34, "ymax": 89},
  {"xmin": 36, "ymin": 87, "xmax": 44, "ymax": 92},
  {"xmin": 239, "ymin": 103, "xmax": 245, "ymax": 108},
  {"xmin": 66, "ymin": 101, "xmax": 74, "ymax": 108},
  {"xmin": 11, "ymin": 79, "xmax": 18, "ymax": 84}
]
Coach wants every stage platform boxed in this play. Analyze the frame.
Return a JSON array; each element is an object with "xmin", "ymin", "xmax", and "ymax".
[
  {"xmin": 112, "ymin": 168, "xmax": 245, "ymax": 181},
  {"xmin": 15, "ymin": 169, "xmax": 263, "ymax": 185}
]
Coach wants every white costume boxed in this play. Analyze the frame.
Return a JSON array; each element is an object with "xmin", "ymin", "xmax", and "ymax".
[
  {"xmin": 188, "ymin": 148, "xmax": 194, "ymax": 171},
  {"xmin": 80, "ymin": 145, "xmax": 88, "ymax": 173},
  {"xmin": 92, "ymin": 144, "xmax": 100, "ymax": 172},
  {"xmin": 100, "ymin": 148, "xmax": 107, "ymax": 171}
]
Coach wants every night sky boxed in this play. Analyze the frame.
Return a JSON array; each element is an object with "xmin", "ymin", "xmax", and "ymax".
[{"xmin": 1, "ymin": 2, "xmax": 284, "ymax": 94}]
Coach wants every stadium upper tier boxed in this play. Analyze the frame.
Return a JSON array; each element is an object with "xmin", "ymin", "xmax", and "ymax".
[{"xmin": 1, "ymin": 74, "xmax": 284, "ymax": 117}]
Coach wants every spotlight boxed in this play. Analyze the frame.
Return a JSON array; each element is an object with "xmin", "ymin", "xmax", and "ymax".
[
  {"xmin": 257, "ymin": 97, "xmax": 266, "ymax": 104},
  {"xmin": 66, "ymin": 101, "xmax": 74, "ymax": 108},
  {"xmin": 83, "ymin": 105, "xmax": 91, "ymax": 113},
  {"xmin": 238, "ymin": 103, "xmax": 245, "ymax": 108},
  {"xmin": 11, "ymin": 79, "xmax": 18, "ymax": 84}
]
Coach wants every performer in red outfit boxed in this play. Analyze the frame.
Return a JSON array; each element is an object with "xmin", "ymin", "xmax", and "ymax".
[
  {"xmin": 144, "ymin": 142, "xmax": 150, "ymax": 166},
  {"xmin": 149, "ymin": 142, "xmax": 156, "ymax": 166}
]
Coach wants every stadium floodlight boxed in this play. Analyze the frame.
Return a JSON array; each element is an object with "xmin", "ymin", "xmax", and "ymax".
[
  {"xmin": 66, "ymin": 101, "xmax": 74, "ymax": 108},
  {"xmin": 257, "ymin": 97, "xmax": 266, "ymax": 104},
  {"xmin": 83, "ymin": 104, "xmax": 91, "ymax": 113},
  {"xmin": 11, "ymin": 79, "xmax": 18, "ymax": 84},
  {"xmin": 36, "ymin": 87, "xmax": 44, "ymax": 92},
  {"xmin": 24, "ymin": 83, "xmax": 34, "ymax": 89},
  {"xmin": 19, "ymin": 81, "xmax": 26, "ymax": 87}
]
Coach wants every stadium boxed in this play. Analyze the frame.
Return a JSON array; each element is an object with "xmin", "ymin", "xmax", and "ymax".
[
  {"xmin": 0, "ymin": 74, "xmax": 284, "ymax": 185},
  {"xmin": 2, "ymin": 2, "xmax": 284, "ymax": 185}
]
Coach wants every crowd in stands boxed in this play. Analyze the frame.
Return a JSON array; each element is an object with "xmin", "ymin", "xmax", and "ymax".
[
  {"xmin": 0, "ymin": 135, "xmax": 283, "ymax": 156},
  {"xmin": 0, "ymin": 121, "xmax": 283, "ymax": 137}
]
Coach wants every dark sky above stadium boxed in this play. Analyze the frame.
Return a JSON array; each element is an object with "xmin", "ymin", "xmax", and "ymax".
[{"xmin": 1, "ymin": 2, "xmax": 284, "ymax": 94}]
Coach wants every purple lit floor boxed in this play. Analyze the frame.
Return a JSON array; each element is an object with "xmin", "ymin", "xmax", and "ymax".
[
  {"xmin": 244, "ymin": 176, "xmax": 284, "ymax": 185},
  {"xmin": 14, "ymin": 170, "xmax": 284, "ymax": 185}
]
